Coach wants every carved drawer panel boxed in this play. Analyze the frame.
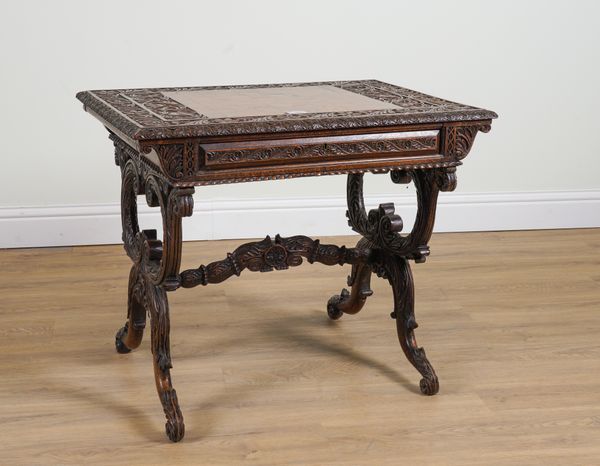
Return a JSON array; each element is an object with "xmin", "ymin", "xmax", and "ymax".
[{"xmin": 199, "ymin": 130, "xmax": 440, "ymax": 169}]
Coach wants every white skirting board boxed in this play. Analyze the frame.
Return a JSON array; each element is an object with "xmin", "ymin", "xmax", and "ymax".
[{"xmin": 1, "ymin": 191, "xmax": 599, "ymax": 249}]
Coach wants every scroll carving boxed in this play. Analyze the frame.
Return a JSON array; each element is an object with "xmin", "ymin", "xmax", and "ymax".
[{"xmin": 346, "ymin": 167, "xmax": 456, "ymax": 262}]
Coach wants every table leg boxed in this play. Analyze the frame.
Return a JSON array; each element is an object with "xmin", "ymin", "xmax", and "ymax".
[
  {"xmin": 112, "ymin": 136, "xmax": 193, "ymax": 441},
  {"xmin": 383, "ymin": 254, "xmax": 439, "ymax": 395},
  {"xmin": 147, "ymin": 279, "xmax": 185, "ymax": 442},
  {"xmin": 342, "ymin": 168, "xmax": 456, "ymax": 395}
]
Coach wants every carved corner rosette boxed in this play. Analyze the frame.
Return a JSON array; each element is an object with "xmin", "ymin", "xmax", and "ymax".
[{"xmin": 443, "ymin": 123, "xmax": 491, "ymax": 160}]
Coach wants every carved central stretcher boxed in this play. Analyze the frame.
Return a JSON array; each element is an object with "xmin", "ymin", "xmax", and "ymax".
[{"xmin": 77, "ymin": 80, "xmax": 496, "ymax": 442}]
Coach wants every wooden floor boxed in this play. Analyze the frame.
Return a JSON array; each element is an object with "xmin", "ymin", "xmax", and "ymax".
[{"xmin": 1, "ymin": 230, "xmax": 599, "ymax": 465}]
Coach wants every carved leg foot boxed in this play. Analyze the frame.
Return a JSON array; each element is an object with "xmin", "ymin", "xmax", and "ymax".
[
  {"xmin": 327, "ymin": 239, "xmax": 373, "ymax": 320},
  {"xmin": 148, "ymin": 281, "xmax": 185, "ymax": 442},
  {"xmin": 115, "ymin": 264, "xmax": 147, "ymax": 354},
  {"xmin": 115, "ymin": 324, "xmax": 132, "ymax": 354},
  {"xmin": 384, "ymin": 255, "xmax": 439, "ymax": 395}
]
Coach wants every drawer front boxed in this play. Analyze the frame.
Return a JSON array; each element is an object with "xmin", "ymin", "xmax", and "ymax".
[{"xmin": 200, "ymin": 130, "xmax": 440, "ymax": 169}]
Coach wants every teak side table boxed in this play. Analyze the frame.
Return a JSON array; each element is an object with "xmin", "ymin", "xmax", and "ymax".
[{"xmin": 77, "ymin": 80, "xmax": 496, "ymax": 442}]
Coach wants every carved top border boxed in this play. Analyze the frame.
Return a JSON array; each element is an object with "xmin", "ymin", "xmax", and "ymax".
[{"xmin": 77, "ymin": 80, "xmax": 497, "ymax": 140}]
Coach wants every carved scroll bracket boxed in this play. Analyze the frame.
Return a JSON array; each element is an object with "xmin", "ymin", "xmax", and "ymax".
[
  {"xmin": 141, "ymin": 176, "xmax": 194, "ymax": 289},
  {"xmin": 346, "ymin": 167, "xmax": 456, "ymax": 263}
]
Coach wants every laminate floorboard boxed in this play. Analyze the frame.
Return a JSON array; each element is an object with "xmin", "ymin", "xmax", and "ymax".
[{"xmin": 1, "ymin": 230, "xmax": 599, "ymax": 465}]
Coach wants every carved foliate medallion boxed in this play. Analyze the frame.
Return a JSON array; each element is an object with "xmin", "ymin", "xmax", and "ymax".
[{"xmin": 264, "ymin": 245, "xmax": 288, "ymax": 269}]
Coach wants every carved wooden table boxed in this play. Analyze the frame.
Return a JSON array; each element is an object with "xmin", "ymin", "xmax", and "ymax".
[{"xmin": 77, "ymin": 80, "xmax": 496, "ymax": 442}]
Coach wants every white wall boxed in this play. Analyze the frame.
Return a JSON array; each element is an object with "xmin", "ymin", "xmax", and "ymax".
[{"xmin": 1, "ymin": 0, "xmax": 599, "ymax": 247}]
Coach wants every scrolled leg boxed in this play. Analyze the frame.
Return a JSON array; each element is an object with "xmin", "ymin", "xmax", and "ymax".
[
  {"xmin": 148, "ymin": 281, "xmax": 185, "ymax": 442},
  {"xmin": 384, "ymin": 254, "xmax": 439, "ymax": 395},
  {"xmin": 345, "ymin": 170, "xmax": 448, "ymax": 395},
  {"xmin": 111, "ymin": 135, "xmax": 189, "ymax": 441}
]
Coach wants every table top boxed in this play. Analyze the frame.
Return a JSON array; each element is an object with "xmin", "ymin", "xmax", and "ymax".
[
  {"xmin": 76, "ymin": 80, "xmax": 496, "ymax": 141},
  {"xmin": 78, "ymin": 80, "xmax": 496, "ymax": 186}
]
